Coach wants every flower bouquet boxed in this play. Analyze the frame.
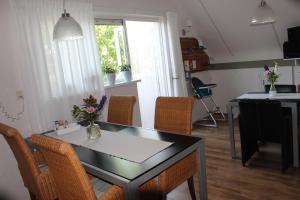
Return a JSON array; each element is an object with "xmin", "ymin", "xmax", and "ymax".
[
  {"xmin": 264, "ymin": 62, "xmax": 279, "ymax": 96},
  {"xmin": 72, "ymin": 95, "xmax": 107, "ymax": 139}
]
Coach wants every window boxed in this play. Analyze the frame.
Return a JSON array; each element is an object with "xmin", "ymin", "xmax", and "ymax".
[{"xmin": 94, "ymin": 19, "xmax": 129, "ymax": 83}]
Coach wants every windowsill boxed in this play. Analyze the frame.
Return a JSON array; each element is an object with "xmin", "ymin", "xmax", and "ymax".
[{"xmin": 104, "ymin": 79, "xmax": 141, "ymax": 89}]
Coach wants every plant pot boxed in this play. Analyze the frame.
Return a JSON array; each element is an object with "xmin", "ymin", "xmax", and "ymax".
[
  {"xmin": 106, "ymin": 73, "xmax": 116, "ymax": 85},
  {"xmin": 122, "ymin": 71, "xmax": 132, "ymax": 82}
]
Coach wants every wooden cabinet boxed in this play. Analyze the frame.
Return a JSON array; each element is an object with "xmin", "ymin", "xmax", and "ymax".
[{"xmin": 180, "ymin": 37, "xmax": 209, "ymax": 72}]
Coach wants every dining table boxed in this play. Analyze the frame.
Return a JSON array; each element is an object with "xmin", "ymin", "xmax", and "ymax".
[
  {"xmin": 33, "ymin": 121, "xmax": 207, "ymax": 200},
  {"xmin": 227, "ymin": 92, "xmax": 300, "ymax": 167}
]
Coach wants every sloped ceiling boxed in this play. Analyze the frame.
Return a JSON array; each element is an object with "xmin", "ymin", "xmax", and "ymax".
[{"xmin": 175, "ymin": 0, "xmax": 300, "ymax": 63}]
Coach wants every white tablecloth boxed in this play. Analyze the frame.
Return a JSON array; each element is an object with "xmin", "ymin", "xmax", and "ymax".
[
  {"xmin": 46, "ymin": 127, "xmax": 173, "ymax": 163},
  {"xmin": 237, "ymin": 93, "xmax": 300, "ymax": 100}
]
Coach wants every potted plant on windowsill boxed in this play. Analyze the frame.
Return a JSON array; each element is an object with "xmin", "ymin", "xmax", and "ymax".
[
  {"xmin": 120, "ymin": 64, "xmax": 132, "ymax": 82},
  {"xmin": 104, "ymin": 66, "xmax": 117, "ymax": 85}
]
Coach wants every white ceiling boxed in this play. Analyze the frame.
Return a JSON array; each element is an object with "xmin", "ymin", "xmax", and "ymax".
[
  {"xmin": 92, "ymin": 0, "xmax": 300, "ymax": 63},
  {"xmin": 175, "ymin": 0, "xmax": 300, "ymax": 63}
]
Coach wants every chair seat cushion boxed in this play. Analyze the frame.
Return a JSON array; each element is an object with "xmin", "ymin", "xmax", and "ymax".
[
  {"xmin": 196, "ymin": 88, "xmax": 212, "ymax": 98},
  {"xmin": 91, "ymin": 178, "xmax": 112, "ymax": 198}
]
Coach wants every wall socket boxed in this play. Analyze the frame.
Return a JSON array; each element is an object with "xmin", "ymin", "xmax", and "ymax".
[{"xmin": 16, "ymin": 90, "xmax": 24, "ymax": 99}]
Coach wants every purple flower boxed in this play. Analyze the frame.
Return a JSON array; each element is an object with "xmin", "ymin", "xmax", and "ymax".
[
  {"xmin": 264, "ymin": 65, "xmax": 269, "ymax": 71},
  {"xmin": 264, "ymin": 70, "xmax": 270, "ymax": 77},
  {"xmin": 96, "ymin": 95, "xmax": 107, "ymax": 111}
]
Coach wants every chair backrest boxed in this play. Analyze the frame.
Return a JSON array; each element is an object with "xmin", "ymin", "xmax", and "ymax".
[
  {"xmin": 0, "ymin": 123, "xmax": 40, "ymax": 195},
  {"xmin": 264, "ymin": 84, "xmax": 296, "ymax": 93},
  {"xmin": 238, "ymin": 100, "xmax": 260, "ymax": 164},
  {"xmin": 191, "ymin": 77, "xmax": 205, "ymax": 90},
  {"xmin": 191, "ymin": 77, "xmax": 212, "ymax": 98},
  {"xmin": 30, "ymin": 134, "xmax": 97, "ymax": 200},
  {"xmin": 154, "ymin": 97, "xmax": 194, "ymax": 135},
  {"xmin": 107, "ymin": 96, "xmax": 136, "ymax": 126}
]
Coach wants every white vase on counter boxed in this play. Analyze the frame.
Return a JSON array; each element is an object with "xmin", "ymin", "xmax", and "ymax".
[{"xmin": 269, "ymin": 83, "xmax": 277, "ymax": 97}]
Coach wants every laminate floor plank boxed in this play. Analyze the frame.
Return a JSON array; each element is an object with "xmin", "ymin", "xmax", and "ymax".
[{"xmin": 167, "ymin": 122, "xmax": 300, "ymax": 200}]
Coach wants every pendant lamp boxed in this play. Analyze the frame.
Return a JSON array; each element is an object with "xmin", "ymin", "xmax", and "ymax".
[
  {"xmin": 53, "ymin": 0, "xmax": 83, "ymax": 40},
  {"xmin": 250, "ymin": 0, "xmax": 276, "ymax": 25}
]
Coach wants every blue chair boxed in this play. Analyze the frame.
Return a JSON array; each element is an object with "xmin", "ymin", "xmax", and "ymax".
[{"xmin": 191, "ymin": 77, "xmax": 225, "ymax": 127}]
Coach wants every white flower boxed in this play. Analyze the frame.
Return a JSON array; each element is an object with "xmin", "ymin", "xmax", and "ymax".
[{"xmin": 274, "ymin": 62, "xmax": 278, "ymax": 73}]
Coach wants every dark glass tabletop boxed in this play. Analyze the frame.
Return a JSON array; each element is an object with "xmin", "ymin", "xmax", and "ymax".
[{"xmin": 72, "ymin": 121, "xmax": 201, "ymax": 181}]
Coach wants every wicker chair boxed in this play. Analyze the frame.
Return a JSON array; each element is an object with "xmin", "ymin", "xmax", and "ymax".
[
  {"xmin": 0, "ymin": 123, "xmax": 57, "ymax": 200},
  {"xmin": 154, "ymin": 97, "xmax": 197, "ymax": 200},
  {"xmin": 107, "ymin": 96, "xmax": 136, "ymax": 126},
  {"xmin": 30, "ymin": 134, "xmax": 161, "ymax": 200}
]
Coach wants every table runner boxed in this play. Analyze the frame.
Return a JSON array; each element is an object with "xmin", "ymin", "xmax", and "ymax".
[
  {"xmin": 46, "ymin": 127, "xmax": 173, "ymax": 163},
  {"xmin": 237, "ymin": 93, "xmax": 300, "ymax": 100}
]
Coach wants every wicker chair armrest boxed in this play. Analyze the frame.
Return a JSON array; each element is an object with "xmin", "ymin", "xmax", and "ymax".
[{"xmin": 158, "ymin": 151, "xmax": 198, "ymax": 194}]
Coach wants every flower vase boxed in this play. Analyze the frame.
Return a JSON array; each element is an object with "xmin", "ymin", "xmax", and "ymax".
[
  {"xmin": 269, "ymin": 83, "xmax": 277, "ymax": 97},
  {"xmin": 86, "ymin": 122, "xmax": 101, "ymax": 140}
]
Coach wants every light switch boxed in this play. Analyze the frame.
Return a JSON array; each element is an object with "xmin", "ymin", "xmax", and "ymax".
[{"xmin": 16, "ymin": 90, "xmax": 24, "ymax": 99}]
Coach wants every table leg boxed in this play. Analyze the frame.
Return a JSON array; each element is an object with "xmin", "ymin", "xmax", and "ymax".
[
  {"xmin": 227, "ymin": 102, "xmax": 237, "ymax": 159},
  {"xmin": 290, "ymin": 103, "xmax": 299, "ymax": 167},
  {"xmin": 124, "ymin": 183, "xmax": 139, "ymax": 200},
  {"xmin": 282, "ymin": 102, "xmax": 299, "ymax": 167},
  {"xmin": 197, "ymin": 140, "xmax": 207, "ymax": 200}
]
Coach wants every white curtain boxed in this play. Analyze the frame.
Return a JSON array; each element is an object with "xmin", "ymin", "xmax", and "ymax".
[
  {"xmin": 125, "ymin": 20, "xmax": 173, "ymax": 96},
  {"xmin": 125, "ymin": 20, "xmax": 173, "ymax": 128},
  {"xmin": 164, "ymin": 12, "xmax": 188, "ymax": 97},
  {"xmin": 12, "ymin": 0, "xmax": 104, "ymax": 133}
]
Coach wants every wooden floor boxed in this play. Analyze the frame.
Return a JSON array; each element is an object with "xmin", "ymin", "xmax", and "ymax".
[{"xmin": 167, "ymin": 121, "xmax": 300, "ymax": 200}]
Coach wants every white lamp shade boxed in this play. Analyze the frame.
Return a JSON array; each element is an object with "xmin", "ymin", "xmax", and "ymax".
[
  {"xmin": 250, "ymin": 1, "xmax": 276, "ymax": 25},
  {"xmin": 53, "ymin": 13, "xmax": 83, "ymax": 40}
]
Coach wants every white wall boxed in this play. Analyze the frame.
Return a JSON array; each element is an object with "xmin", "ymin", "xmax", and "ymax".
[
  {"xmin": 191, "ymin": 66, "xmax": 297, "ymax": 116},
  {"xmin": 92, "ymin": 0, "xmax": 177, "ymax": 15},
  {"xmin": 0, "ymin": 0, "xmax": 32, "ymax": 199}
]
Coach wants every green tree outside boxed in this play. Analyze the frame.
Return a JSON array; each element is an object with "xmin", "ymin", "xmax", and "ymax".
[{"xmin": 94, "ymin": 25, "xmax": 127, "ymax": 74}]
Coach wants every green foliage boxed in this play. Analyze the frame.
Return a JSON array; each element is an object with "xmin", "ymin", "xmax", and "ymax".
[
  {"xmin": 267, "ymin": 71, "xmax": 279, "ymax": 84},
  {"xmin": 94, "ymin": 25, "xmax": 128, "ymax": 74},
  {"xmin": 120, "ymin": 64, "xmax": 131, "ymax": 71},
  {"xmin": 103, "ymin": 65, "xmax": 117, "ymax": 74},
  {"xmin": 72, "ymin": 105, "xmax": 100, "ymax": 126}
]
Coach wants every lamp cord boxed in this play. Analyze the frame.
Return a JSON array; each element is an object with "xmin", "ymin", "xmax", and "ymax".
[
  {"xmin": 271, "ymin": 24, "xmax": 282, "ymax": 52},
  {"xmin": 0, "ymin": 98, "xmax": 24, "ymax": 122},
  {"xmin": 63, "ymin": 0, "xmax": 66, "ymax": 10}
]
